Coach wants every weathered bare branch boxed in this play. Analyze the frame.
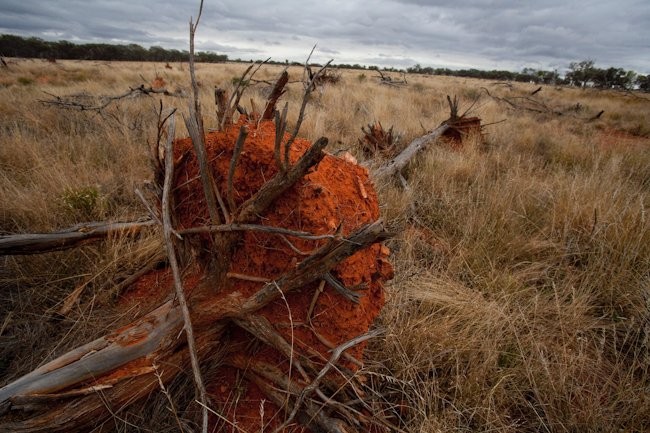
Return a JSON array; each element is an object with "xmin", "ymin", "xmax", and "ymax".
[
  {"xmin": 0, "ymin": 220, "xmax": 155, "ymax": 255},
  {"xmin": 234, "ymin": 219, "xmax": 388, "ymax": 316},
  {"xmin": 39, "ymin": 85, "xmax": 185, "ymax": 113},
  {"xmin": 179, "ymin": 222, "xmax": 336, "ymax": 240},
  {"xmin": 284, "ymin": 59, "xmax": 333, "ymax": 168},
  {"xmin": 262, "ymin": 69, "xmax": 289, "ymax": 120},
  {"xmin": 374, "ymin": 124, "xmax": 450, "ymax": 180},
  {"xmin": 161, "ymin": 113, "xmax": 209, "ymax": 433},
  {"xmin": 274, "ymin": 102, "xmax": 289, "ymax": 171},
  {"xmin": 237, "ymin": 136, "xmax": 328, "ymax": 223},
  {"xmin": 184, "ymin": 111, "xmax": 223, "ymax": 226},
  {"xmin": 227, "ymin": 125, "xmax": 249, "ymax": 213}
]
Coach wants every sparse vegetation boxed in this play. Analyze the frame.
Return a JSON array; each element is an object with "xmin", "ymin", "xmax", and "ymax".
[{"xmin": 1, "ymin": 58, "xmax": 649, "ymax": 432}]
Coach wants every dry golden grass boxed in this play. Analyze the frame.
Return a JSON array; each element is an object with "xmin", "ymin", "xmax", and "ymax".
[{"xmin": 1, "ymin": 58, "xmax": 649, "ymax": 432}]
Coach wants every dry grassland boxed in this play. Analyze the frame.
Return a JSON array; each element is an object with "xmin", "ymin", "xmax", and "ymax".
[{"xmin": 1, "ymin": 58, "xmax": 650, "ymax": 432}]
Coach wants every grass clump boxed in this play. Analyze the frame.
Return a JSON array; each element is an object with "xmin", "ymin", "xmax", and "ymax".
[
  {"xmin": 60, "ymin": 186, "xmax": 101, "ymax": 219},
  {"xmin": 17, "ymin": 76, "xmax": 34, "ymax": 85}
]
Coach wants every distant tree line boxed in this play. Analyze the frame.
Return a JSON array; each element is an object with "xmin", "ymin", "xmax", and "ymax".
[
  {"xmin": 564, "ymin": 60, "xmax": 648, "ymax": 91},
  {"xmin": 0, "ymin": 34, "xmax": 227, "ymax": 63},
  {"xmin": 2, "ymin": 34, "xmax": 648, "ymax": 91},
  {"xmin": 407, "ymin": 60, "xmax": 649, "ymax": 91},
  {"xmin": 406, "ymin": 63, "xmax": 560, "ymax": 84}
]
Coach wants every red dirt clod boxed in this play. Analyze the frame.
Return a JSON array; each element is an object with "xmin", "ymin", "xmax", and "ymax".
[{"xmin": 152, "ymin": 76, "xmax": 166, "ymax": 89}]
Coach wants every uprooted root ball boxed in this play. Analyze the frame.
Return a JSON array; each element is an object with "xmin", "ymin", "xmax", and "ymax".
[{"xmin": 121, "ymin": 119, "xmax": 393, "ymax": 432}]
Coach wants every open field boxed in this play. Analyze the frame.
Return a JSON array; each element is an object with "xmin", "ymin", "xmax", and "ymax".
[{"xmin": 1, "ymin": 58, "xmax": 650, "ymax": 432}]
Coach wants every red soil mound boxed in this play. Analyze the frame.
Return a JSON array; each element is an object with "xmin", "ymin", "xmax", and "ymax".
[
  {"xmin": 121, "ymin": 119, "xmax": 392, "ymax": 432},
  {"xmin": 152, "ymin": 76, "xmax": 166, "ymax": 89}
]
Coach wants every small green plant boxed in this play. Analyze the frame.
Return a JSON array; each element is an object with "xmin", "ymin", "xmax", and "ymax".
[
  {"xmin": 61, "ymin": 186, "xmax": 100, "ymax": 218},
  {"xmin": 17, "ymin": 77, "xmax": 34, "ymax": 85},
  {"xmin": 357, "ymin": 73, "xmax": 367, "ymax": 83}
]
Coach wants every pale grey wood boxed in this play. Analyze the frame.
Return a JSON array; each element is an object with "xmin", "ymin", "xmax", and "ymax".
[{"xmin": 374, "ymin": 124, "xmax": 450, "ymax": 179}]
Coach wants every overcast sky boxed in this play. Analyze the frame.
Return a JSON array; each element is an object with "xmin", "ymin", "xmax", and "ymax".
[{"xmin": 1, "ymin": 0, "xmax": 649, "ymax": 73}]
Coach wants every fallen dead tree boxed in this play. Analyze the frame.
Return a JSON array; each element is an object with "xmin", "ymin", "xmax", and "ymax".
[
  {"xmin": 0, "ymin": 12, "xmax": 395, "ymax": 432},
  {"xmin": 375, "ymin": 69, "xmax": 408, "ymax": 87},
  {"xmin": 40, "ymin": 84, "xmax": 186, "ymax": 113},
  {"xmin": 480, "ymin": 86, "xmax": 605, "ymax": 121},
  {"xmin": 375, "ymin": 95, "xmax": 482, "ymax": 180}
]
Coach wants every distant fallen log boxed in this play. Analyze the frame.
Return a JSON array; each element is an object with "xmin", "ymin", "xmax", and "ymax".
[
  {"xmin": 375, "ymin": 69, "xmax": 408, "ymax": 87},
  {"xmin": 480, "ymin": 86, "xmax": 604, "ymax": 121},
  {"xmin": 0, "ymin": 220, "xmax": 154, "ymax": 255}
]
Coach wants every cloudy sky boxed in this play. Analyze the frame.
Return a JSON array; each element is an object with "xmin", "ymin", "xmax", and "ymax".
[{"xmin": 1, "ymin": 0, "xmax": 649, "ymax": 73}]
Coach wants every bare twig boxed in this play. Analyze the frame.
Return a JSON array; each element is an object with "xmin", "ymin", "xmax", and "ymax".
[
  {"xmin": 226, "ymin": 272, "xmax": 270, "ymax": 283},
  {"xmin": 161, "ymin": 113, "xmax": 209, "ymax": 433},
  {"xmin": 184, "ymin": 111, "xmax": 223, "ymax": 225},
  {"xmin": 480, "ymin": 87, "xmax": 604, "ymax": 121},
  {"xmin": 39, "ymin": 85, "xmax": 184, "ymax": 113},
  {"xmin": 230, "ymin": 357, "xmax": 356, "ymax": 433},
  {"xmin": 283, "ymin": 59, "xmax": 333, "ymax": 169},
  {"xmin": 302, "ymin": 44, "xmax": 317, "ymax": 87},
  {"xmin": 179, "ymin": 222, "xmax": 336, "ymax": 240},
  {"xmin": 185, "ymin": 0, "xmax": 229, "ymax": 227},
  {"xmin": 277, "ymin": 328, "xmax": 382, "ymax": 432},
  {"xmin": 221, "ymin": 58, "xmax": 270, "ymax": 130},
  {"xmin": 188, "ymin": 1, "xmax": 204, "ymax": 139},
  {"xmin": 135, "ymin": 187, "xmax": 162, "ymax": 225},
  {"xmin": 234, "ymin": 220, "xmax": 388, "ymax": 317}
]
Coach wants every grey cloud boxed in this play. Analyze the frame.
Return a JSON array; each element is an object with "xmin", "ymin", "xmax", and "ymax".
[{"xmin": 0, "ymin": 0, "xmax": 648, "ymax": 73}]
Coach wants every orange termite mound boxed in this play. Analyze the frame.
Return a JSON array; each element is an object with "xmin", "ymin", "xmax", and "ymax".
[{"xmin": 121, "ymin": 118, "xmax": 393, "ymax": 432}]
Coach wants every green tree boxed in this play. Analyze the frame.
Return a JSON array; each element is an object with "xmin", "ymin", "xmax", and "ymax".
[{"xmin": 567, "ymin": 60, "xmax": 595, "ymax": 87}]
